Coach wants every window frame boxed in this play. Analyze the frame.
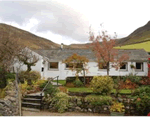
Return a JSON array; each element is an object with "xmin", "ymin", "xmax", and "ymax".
[
  {"xmin": 65, "ymin": 63, "xmax": 83, "ymax": 69},
  {"xmin": 120, "ymin": 62, "xmax": 128, "ymax": 71},
  {"xmin": 48, "ymin": 62, "xmax": 59, "ymax": 70},
  {"xmin": 135, "ymin": 62, "xmax": 144, "ymax": 71}
]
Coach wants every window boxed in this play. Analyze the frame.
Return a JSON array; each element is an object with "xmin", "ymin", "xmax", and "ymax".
[
  {"xmin": 66, "ymin": 63, "xmax": 83, "ymax": 69},
  {"xmin": 120, "ymin": 62, "xmax": 128, "ymax": 70},
  {"xmin": 41, "ymin": 67, "xmax": 44, "ymax": 72},
  {"xmin": 66, "ymin": 63, "xmax": 73, "ymax": 69},
  {"xmin": 98, "ymin": 62, "xmax": 107, "ymax": 69},
  {"xmin": 49, "ymin": 62, "xmax": 58, "ymax": 69},
  {"xmin": 136, "ymin": 62, "xmax": 143, "ymax": 71}
]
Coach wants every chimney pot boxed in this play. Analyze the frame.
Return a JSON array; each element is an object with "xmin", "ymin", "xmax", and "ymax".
[{"xmin": 61, "ymin": 43, "xmax": 63, "ymax": 49}]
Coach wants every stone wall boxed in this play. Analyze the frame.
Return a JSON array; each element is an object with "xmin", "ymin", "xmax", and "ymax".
[
  {"xmin": 0, "ymin": 81, "xmax": 21, "ymax": 116},
  {"xmin": 42, "ymin": 96, "xmax": 136, "ymax": 116}
]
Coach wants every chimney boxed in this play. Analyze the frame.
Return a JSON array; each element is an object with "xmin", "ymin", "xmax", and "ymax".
[{"xmin": 61, "ymin": 43, "xmax": 63, "ymax": 50}]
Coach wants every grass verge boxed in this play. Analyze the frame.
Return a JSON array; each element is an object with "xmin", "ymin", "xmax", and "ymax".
[
  {"xmin": 53, "ymin": 80, "xmax": 66, "ymax": 85},
  {"xmin": 67, "ymin": 87, "xmax": 132, "ymax": 94}
]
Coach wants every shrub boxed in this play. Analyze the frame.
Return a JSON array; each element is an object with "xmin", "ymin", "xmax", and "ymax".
[
  {"xmin": 6, "ymin": 73, "xmax": 15, "ymax": 82},
  {"xmin": 85, "ymin": 95, "xmax": 112, "ymax": 106},
  {"xmin": 140, "ymin": 77, "xmax": 150, "ymax": 85},
  {"xmin": 65, "ymin": 82, "xmax": 75, "ymax": 87},
  {"xmin": 90, "ymin": 76, "xmax": 114, "ymax": 94},
  {"xmin": 66, "ymin": 77, "xmax": 76, "ymax": 83},
  {"xmin": 0, "ymin": 88, "xmax": 5, "ymax": 99},
  {"xmin": 131, "ymin": 86, "xmax": 150, "ymax": 115},
  {"xmin": 33, "ymin": 80, "xmax": 47, "ymax": 89},
  {"xmin": 73, "ymin": 79, "xmax": 83, "ymax": 87},
  {"xmin": 44, "ymin": 83, "xmax": 59, "ymax": 97},
  {"xmin": 51, "ymin": 92, "xmax": 69, "ymax": 113},
  {"xmin": 119, "ymin": 79, "xmax": 137, "ymax": 89},
  {"xmin": 18, "ymin": 71, "xmax": 41, "ymax": 85},
  {"xmin": 20, "ymin": 81, "xmax": 28, "ymax": 96},
  {"xmin": 122, "ymin": 74, "xmax": 142, "ymax": 84},
  {"xmin": 110, "ymin": 102, "xmax": 125, "ymax": 113},
  {"xmin": 59, "ymin": 86, "xmax": 68, "ymax": 93}
]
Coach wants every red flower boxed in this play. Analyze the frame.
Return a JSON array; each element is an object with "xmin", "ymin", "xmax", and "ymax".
[{"xmin": 137, "ymin": 98, "xmax": 141, "ymax": 101}]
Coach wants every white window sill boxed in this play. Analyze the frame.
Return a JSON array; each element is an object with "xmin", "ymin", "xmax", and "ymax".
[
  {"xmin": 119, "ymin": 69, "xmax": 128, "ymax": 72},
  {"xmin": 48, "ymin": 69, "xmax": 59, "ymax": 71},
  {"xmin": 65, "ymin": 68, "xmax": 70, "ymax": 70},
  {"xmin": 98, "ymin": 69, "xmax": 107, "ymax": 71},
  {"xmin": 135, "ymin": 69, "xmax": 144, "ymax": 72}
]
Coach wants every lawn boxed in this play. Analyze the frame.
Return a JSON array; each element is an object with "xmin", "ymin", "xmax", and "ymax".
[
  {"xmin": 67, "ymin": 87, "xmax": 93, "ymax": 93},
  {"xmin": 115, "ymin": 41, "xmax": 150, "ymax": 52},
  {"xmin": 53, "ymin": 80, "xmax": 66, "ymax": 85},
  {"xmin": 67, "ymin": 87, "xmax": 132, "ymax": 94},
  {"xmin": 52, "ymin": 80, "xmax": 132, "ymax": 94}
]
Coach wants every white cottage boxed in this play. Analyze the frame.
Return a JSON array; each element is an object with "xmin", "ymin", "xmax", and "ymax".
[{"xmin": 14, "ymin": 47, "xmax": 149, "ymax": 80}]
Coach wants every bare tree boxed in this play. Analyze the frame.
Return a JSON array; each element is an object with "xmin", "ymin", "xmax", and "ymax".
[
  {"xmin": 17, "ymin": 48, "xmax": 39, "ymax": 72},
  {"xmin": 0, "ymin": 25, "xmax": 23, "ymax": 88}
]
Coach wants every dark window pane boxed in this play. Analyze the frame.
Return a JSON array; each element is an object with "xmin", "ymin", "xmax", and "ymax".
[
  {"xmin": 66, "ymin": 63, "xmax": 73, "ymax": 68},
  {"xmin": 66, "ymin": 63, "xmax": 83, "ymax": 68},
  {"xmin": 50, "ymin": 62, "xmax": 58, "ymax": 69},
  {"xmin": 136, "ymin": 62, "xmax": 143, "ymax": 70},
  {"xmin": 120, "ymin": 63, "xmax": 127, "ymax": 69}
]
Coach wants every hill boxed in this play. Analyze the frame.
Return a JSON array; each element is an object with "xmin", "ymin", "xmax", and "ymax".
[
  {"xmin": 117, "ymin": 21, "xmax": 150, "ymax": 46},
  {"xmin": 0, "ymin": 23, "xmax": 61, "ymax": 50}
]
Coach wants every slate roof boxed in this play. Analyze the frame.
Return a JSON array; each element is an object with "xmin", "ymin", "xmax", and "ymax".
[{"xmin": 34, "ymin": 48, "xmax": 149, "ymax": 62}]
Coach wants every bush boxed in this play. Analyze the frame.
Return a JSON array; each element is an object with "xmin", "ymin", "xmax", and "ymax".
[
  {"xmin": 6, "ymin": 73, "xmax": 15, "ymax": 82},
  {"xmin": 66, "ymin": 77, "xmax": 76, "ymax": 83},
  {"xmin": 73, "ymin": 79, "xmax": 83, "ymax": 87},
  {"xmin": 90, "ymin": 76, "xmax": 114, "ymax": 94},
  {"xmin": 18, "ymin": 71, "xmax": 41, "ymax": 85},
  {"xmin": 33, "ymin": 80, "xmax": 47, "ymax": 89},
  {"xmin": 58, "ymin": 86, "xmax": 68, "ymax": 93},
  {"xmin": 85, "ymin": 95, "xmax": 112, "ymax": 106},
  {"xmin": 131, "ymin": 86, "xmax": 150, "ymax": 115},
  {"xmin": 119, "ymin": 79, "xmax": 137, "ymax": 89},
  {"xmin": 44, "ymin": 83, "xmax": 59, "ymax": 97},
  {"xmin": 122, "ymin": 74, "xmax": 142, "ymax": 84},
  {"xmin": 51, "ymin": 92, "xmax": 69, "ymax": 113},
  {"xmin": 20, "ymin": 81, "xmax": 28, "ymax": 96},
  {"xmin": 65, "ymin": 82, "xmax": 75, "ymax": 87},
  {"xmin": 0, "ymin": 88, "xmax": 5, "ymax": 99}
]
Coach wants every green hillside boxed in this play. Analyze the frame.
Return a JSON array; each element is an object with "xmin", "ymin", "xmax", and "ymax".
[
  {"xmin": 116, "ymin": 21, "xmax": 150, "ymax": 46},
  {"xmin": 115, "ymin": 41, "xmax": 150, "ymax": 52}
]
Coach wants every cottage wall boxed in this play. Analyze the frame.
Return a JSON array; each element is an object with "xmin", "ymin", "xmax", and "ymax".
[
  {"xmin": 43, "ymin": 61, "xmax": 148, "ymax": 80},
  {"xmin": 13, "ymin": 49, "xmax": 149, "ymax": 80}
]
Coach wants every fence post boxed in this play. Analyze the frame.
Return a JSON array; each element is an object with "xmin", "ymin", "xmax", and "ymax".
[
  {"xmin": 57, "ymin": 76, "xmax": 58, "ymax": 86},
  {"xmin": 16, "ymin": 73, "xmax": 22, "ymax": 116}
]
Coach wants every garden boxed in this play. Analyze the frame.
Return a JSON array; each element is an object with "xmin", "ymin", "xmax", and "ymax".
[
  {"xmin": 1, "ymin": 69, "xmax": 150, "ymax": 116},
  {"xmin": 41, "ymin": 74, "xmax": 150, "ymax": 116}
]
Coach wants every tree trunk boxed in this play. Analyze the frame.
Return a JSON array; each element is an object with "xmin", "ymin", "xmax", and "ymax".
[
  {"xmin": 107, "ymin": 62, "xmax": 109, "ymax": 76},
  {"xmin": 83, "ymin": 68, "xmax": 86, "ymax": 86},
  {"xmin": 27, "ymin": 65, "xmax": 31, "ymax": 72}
]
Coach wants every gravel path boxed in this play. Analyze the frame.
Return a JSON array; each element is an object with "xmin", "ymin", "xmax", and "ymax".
[{"xmin": 22, "ymin": 111, "xmax": 110, "ymax": 116}]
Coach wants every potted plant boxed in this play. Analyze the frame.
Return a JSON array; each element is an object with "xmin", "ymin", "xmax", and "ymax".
[
  {"xmin": 110, "ymin": 102, "xmax": 125, "ymax": 116},
  {"xmin": 130, "ymin": 64, "xmax": 135, "ymax": 69}
]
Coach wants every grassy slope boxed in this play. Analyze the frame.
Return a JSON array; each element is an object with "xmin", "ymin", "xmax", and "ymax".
[{"xmin": 115, "ymin": 41, "xmax": 150, "ymax": 52}]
